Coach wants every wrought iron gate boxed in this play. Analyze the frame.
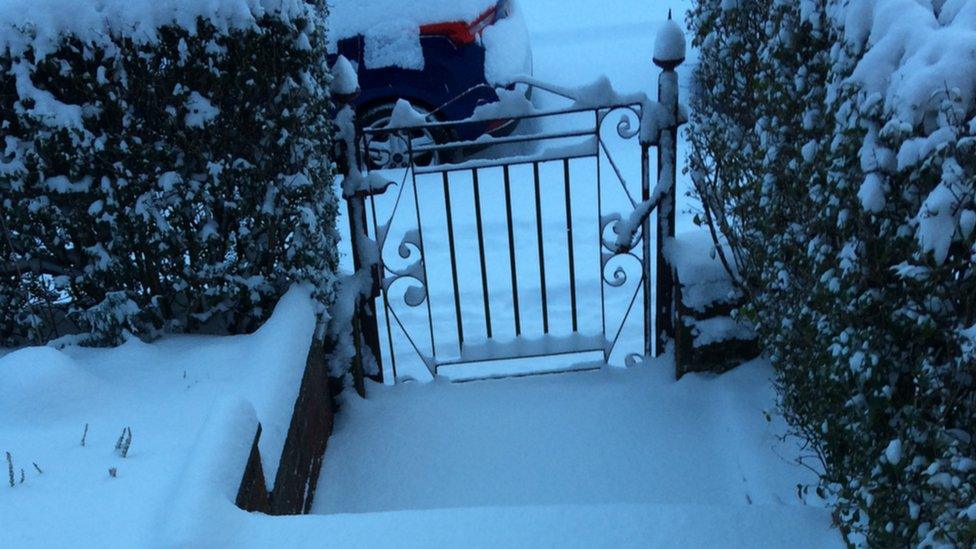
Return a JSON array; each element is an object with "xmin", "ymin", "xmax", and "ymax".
[{"xmin": 341, "ymin": 56, "xmax": 683, "ymax": 383}]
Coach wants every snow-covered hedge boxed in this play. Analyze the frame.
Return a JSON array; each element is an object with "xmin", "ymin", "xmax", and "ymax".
[
  {"xmin": 689, "ymin": 0, "xmax": 976, "ymax": 544},
  {"xmin": 0, "ymin": 0, "xmax": 338, "ymax": 346}
]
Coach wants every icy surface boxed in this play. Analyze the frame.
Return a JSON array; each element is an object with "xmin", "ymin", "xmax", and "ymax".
[{"xmin": 0, "ymin": 287, "xmax": 316, "ymax": 547}]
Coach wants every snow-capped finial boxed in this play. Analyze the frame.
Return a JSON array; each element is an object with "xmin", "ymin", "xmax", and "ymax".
[
  {"xmin": 331, "ymin": 55, "xmax": 360, "ymax": 103},
  {"xmin": 653, "ymin": 11, "xmax": 685, "ymax": 70}
]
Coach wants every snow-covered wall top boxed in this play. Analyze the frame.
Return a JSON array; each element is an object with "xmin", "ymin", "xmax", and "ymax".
[
  {"xmin": 0, "ymin": 0, "xmax": 316, "ymax": 58},
  {"xmin": 328, "ymin": 0, "xmax": 496, "ymax": 47},
  {"xmin": 664, "ymin": 230, "xmax": 740, "ymax": 312},
  {"xmin": 835, "ymin": 0, "xmax": 976, "ymax": 127}
]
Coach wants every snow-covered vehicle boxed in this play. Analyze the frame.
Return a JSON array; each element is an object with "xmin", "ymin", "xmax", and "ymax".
[{"xmin": 329, "ymin": 0, "xmax": 532, "ymax": 165}]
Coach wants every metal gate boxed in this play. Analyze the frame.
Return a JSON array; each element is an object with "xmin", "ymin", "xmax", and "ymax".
[{"xmin": 341, "ymin": 56, "xmax": 683, "ymax": 383}]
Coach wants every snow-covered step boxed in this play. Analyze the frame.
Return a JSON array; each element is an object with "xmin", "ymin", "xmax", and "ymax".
[
  {"xmin": 231, "ymin": 502, "xmax": 839, "ymax": 548},
  {"xmin": 312, "ymin": 358, "xmax": 832, "ymax": 540}
]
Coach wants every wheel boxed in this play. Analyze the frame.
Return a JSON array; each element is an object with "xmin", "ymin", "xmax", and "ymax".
[{"xmin": 358, "ymin": 102, "xmax": 454, "ymax": 170}]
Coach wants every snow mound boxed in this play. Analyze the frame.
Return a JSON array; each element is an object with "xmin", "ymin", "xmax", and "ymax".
[{"xmin": 0, "ymin": 346, "xmax": 101, "ymax": 423}]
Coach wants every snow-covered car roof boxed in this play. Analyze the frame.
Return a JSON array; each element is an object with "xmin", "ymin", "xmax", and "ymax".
[{"xmin": 328, "ymin": 0, "xmax": 497, "ymax": 44}]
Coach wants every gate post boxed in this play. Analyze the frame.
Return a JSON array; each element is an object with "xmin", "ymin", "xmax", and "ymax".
[
  {"xmin": 342, "ymin": 108, "xmax": 384, "ymax": 387},
  {"xmin": 346, "ymin": 194, "xmax": 383, "ymax": 387},
  {"xmin": 652, "ymin": 11, "xmax": 685, "ymax": 356}
]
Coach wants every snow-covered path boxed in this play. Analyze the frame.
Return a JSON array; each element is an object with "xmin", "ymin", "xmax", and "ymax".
[{"xmin": 309, "ymin": 356, "xmax": 839, "ymax": 546}]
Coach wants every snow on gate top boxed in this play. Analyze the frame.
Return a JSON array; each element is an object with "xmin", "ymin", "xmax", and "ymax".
[{"xmin": 0, "ymin": 0, "xmax": 318, "ymax": 58}]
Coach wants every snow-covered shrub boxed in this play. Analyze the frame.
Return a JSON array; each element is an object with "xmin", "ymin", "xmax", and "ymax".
[
  {"xmin": 0, "ymin": 0, "xmax": 338, "ymax": 346},
  {"xmin": 689, "ymin": 0, "xmax": 976, "ymax": 544}
]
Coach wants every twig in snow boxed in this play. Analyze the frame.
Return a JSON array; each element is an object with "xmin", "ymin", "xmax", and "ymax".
[
  {"xmin": 81, "ymin": 423, "xmax": 89, "ymax": 447},
  {"xmin": 108, "ymin": 467, "xmax": 117, "ymax": 478},
  {"xmin": 5, "ymin": 452, "xmax": 13, "ymax": 488},
  {"xmin": 32, "ymin": 462, "xmax": 43, "ymax": 474},
  {"xmin": 19, "ymin": 468, "xmax": 24, "ymax": 484},
  {"xmin": 123, "ymin": 427, "xmax": 132, "ymax": 458},
  {"xmin": 116, "ymin": 427, "xmax": 132, "ymax": 458}
]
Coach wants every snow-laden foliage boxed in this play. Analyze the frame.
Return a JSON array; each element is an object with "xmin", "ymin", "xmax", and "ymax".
[
  {"xmin": 689, "ymin": 0, "xmax": 976, "ymax": 544},
  {"xmin": 0, "ymin": 0, "xmax": 338, "ymax": 346}
]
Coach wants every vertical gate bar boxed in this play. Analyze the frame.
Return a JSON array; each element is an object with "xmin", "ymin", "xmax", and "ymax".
[
  {"xmin": 442, "ymin": 172, "xmax": 465, "ymax": 348},
  {"xmin": 503, "ymin": 165, "xmax": 522, "ymax": 337},
  {"xmin": 641, "ymin": 143, "xmax": 653, "ymax": 359},
  {"xmin": 346, "ymin": 122, "xmax": 384, "ymax": 383},
  {"xmin": 563, "ymin": 158, "xmax": 578, "ymax": 333},
  {"xmin": 533, "ymin": 161, "xmax": 550, "ymax": 334},
  {"xmin": 472, "ymin": 169, "xmax": 493, "ymax": 339},
  {"xmin": 596, "ymin": 110, "xmax": 608, "ymax": 362},
  {"xmin": 368, "ymin": 191, "xmax": 398, "ymax": 382},
  {"xmin": 407, "ymin": 136, "xmax": 437, "ymax": 366},
  {"xmin": 345, "ymin": 197, "xmax": 369, "ymax": 389}
]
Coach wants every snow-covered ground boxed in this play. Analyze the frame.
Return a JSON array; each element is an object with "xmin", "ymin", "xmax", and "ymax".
[
  {"xmin": 313, "ymin": 358, "xmax": 839, "ymax": 549},
  {"xmin": 0, "ymin": 288, "xmax": 317, "ymax": 547},
  {"xmin": 0, "ymin": 2, "xmax": 840, "ymax": 547}
]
